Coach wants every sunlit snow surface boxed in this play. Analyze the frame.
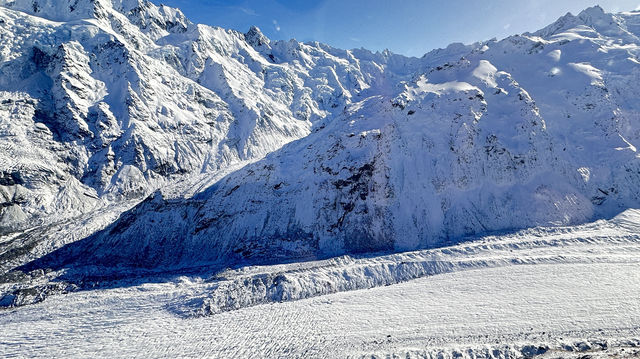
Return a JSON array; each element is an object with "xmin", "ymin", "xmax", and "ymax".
[{"xmin": 1, "ymin": 210, "xmax": 639, "ymax": 358}]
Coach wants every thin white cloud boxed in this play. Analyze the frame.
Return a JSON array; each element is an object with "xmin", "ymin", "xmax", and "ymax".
[
  {"xmin": 273, "ymin": 19, "xmax": 281, "ymax": 32},
  {"xmin": 503, "ymin": 23, "xmax": 511, "ymax": 30},
  {"xmin": 226, "ymin": 6, "xmax": 259, "ymax": 16},
  {"xmin": 236, "ymin": 7, "xmax": 258, "ymax": 16}
]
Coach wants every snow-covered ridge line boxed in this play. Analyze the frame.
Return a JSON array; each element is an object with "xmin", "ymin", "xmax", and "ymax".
[
  {"xmin": 3, "ymin": 208, "xmax": 639, "ymax": 310},
  {"xmin": 173, "ymin": 210, "xmax": 640, "ymax": 316},
  {"xmin": 1, "ymin": 259, "xmax": 639, "ymax": 357},
  {"xmin": 190, "ymin": 254, "xmax": 636, "ymax": 317}
]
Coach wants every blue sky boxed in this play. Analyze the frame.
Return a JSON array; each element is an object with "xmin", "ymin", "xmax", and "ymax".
[{"xmin": 152, "ymin": 0, "xmax": 640, "ymax": 57}]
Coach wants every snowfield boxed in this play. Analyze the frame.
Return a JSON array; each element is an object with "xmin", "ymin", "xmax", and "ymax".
[{"xmin": 2, "ymin": 210, "xmax": 640, "ymax": 358}]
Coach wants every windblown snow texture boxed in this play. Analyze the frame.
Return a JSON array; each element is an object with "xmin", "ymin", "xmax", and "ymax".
[{"xmin": 1, "ymin": 1, "xmax": 640, "ymax": 272}]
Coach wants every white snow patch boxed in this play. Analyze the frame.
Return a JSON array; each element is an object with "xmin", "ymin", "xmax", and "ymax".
[
  {"xmin": 577, "ymin": 167, "xmax": 591, "ymax": 182},
  {"xmin": 549, "ymin": 66, "xmax": 562, "ymax": 76},
  {"xmin": 615, "ymin": 134, "xmax": 637, "ymax": 152},
  {"xmin": 471, "ymin": 60, "xmax": 498, "ymax": 88},
  {"xmin": 547, "ymin": 49, "xmax": 562, "ymax": 61},
  {"xmin": 413, "ymin": 77, "xmax": 478, "ymax": 96},
  {"xmin": 568, "ymin": 62, "xmax": 604, "ymax": 86}
]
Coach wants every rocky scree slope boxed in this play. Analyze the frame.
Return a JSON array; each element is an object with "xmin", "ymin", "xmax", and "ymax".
[{"xmin": 2, "ymin": 3, "xmax": 640, "ymax": 272}]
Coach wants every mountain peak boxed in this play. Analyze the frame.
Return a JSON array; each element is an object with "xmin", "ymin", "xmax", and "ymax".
[
  {"xmin": 530, "ymin": 5, "xmax": 628, "ymax": 39},
  {"xmin": 245, "ymin": 26, "xmax": 271, "ymax": 51},
  {"xmin": 577, "ymin": 4, "xmax": 614, "ymax": 26},
  {"xmin": 578, "ymin": 4, "xmax": 605, "ymax": 18}
]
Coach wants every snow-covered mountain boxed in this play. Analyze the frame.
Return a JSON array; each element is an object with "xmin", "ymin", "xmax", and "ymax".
[
  {"xmin": 1, "ymin": 1, "xmax": 640, "ymax": 274},
  {"xmin": 0, "ymin": 0, "xmax": 396, "ymax": 232}
]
